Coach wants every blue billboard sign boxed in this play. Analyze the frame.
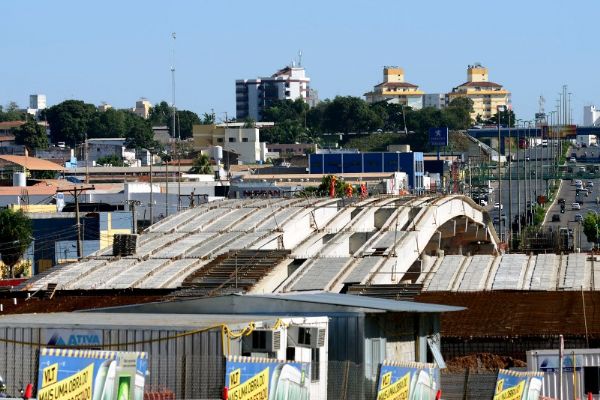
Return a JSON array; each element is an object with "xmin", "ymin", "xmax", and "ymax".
[
  {"xmin": 224, "ymin": 356, "xmax": 311, "ymax": 400},
  {"xmin": 429, "ymin": 127, "xmax": 449, "ymax": 147},
  {"xmin": 37, "ymin": 347, "xmax": 148, "ymax": 400},
  {"xmin": 375, "ymin": 361, "xmax": 439, "ymax": 400}
]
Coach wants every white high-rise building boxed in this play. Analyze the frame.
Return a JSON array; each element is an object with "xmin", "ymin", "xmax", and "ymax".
[
  {"xmin": 584, "ymin": 105, "xmax": 600, "ymax": 126},
  {"xmin": 27, "ymin": 94, "xmax": 46, "ymax": 117},
  {"xmin": 236, "ymin": 64, "xmax": 311, "ymax": 121}
]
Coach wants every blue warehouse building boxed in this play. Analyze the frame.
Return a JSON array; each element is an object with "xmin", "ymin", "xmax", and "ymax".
[{"xmin": 309, "ymin": 152, "xmax": 425, "ymax": 192}]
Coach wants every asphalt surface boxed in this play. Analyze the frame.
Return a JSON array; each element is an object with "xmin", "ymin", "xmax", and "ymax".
[{"xmin": 544, "ymin": 175, "xmax": 600, "ymax": 250}]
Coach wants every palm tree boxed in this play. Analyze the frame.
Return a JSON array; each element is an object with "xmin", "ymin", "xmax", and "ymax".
[{"xmin": 190, "ymin": 153, "xmax": 213, "ymax": 174}]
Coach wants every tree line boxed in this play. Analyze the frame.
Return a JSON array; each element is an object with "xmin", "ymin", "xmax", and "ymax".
[{"xmin": 259, "ymin": 96, "xmax": 477, "ymax": 150}]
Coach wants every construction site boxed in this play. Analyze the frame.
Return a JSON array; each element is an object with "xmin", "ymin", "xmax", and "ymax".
[{"xmin": 0, "ymin": 194, "xmax": 597, "ymax": 399}]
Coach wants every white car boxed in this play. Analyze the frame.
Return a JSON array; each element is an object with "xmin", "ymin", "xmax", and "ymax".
[
  {"xmin": 494, "ymin": 202, "xmax": 503, "ymax": 210},
  {"xmin": 569, "ymin": 157, "xmax": 577, "ymax": 163},
  {"xmin": 572, "ymin": 202, "xmax": 581, "ymax": 210},
  {"xmin": 479, "ymin": 199, "xmax": 488, "ymax": 207}
]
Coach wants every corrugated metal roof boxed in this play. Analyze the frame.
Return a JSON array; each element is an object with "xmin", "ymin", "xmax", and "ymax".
[
  {"xmin": 0, "ymin": 155, "xmax": 64, "ymax": 171},
  {"xmin": 0, "ymin": 312, "xmax": 278, "ymax": 330},
  {"xmin": 238, "ymin": 292, "xmax": 464, "ymax": 313}
]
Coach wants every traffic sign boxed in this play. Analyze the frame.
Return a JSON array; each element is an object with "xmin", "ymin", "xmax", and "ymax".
[{"xmin": 429, "ymin": 127, "xmax": 449, "ymax": 147}]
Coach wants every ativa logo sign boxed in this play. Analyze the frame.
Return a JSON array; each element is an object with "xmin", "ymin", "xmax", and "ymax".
[{"xmin": 43, "ymin": 329, "xmax": 103, "ymax": 347}]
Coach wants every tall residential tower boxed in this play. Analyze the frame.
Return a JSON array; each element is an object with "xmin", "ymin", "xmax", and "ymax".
[
  {"xmin": 364, "ymin": 67, "xmax": 424, "ymax": 109},
  {"xmin": 236, "ymin": 64, "xmax": 311, "ymax": 121}
]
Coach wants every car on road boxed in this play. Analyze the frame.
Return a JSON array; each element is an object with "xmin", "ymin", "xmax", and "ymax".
[
  {"xmin": 588, "ymin": 181, "xmax": 594, "ymax": 187},
  {"xmin": 580, "ymin": 166, "xmax": 586, "ymax": 172},
  {"xmin": 575, "ymin": 214, "xmax": 583, "ymax": 222},
  {"xmin": 552, "ymin": 214, "xmax": 561, "ymax": 222},
  {"xmin": 572, "ymin": 202, "xmax": 581, "ymax": 210},
  {"xmin": 494, "ymin": 202, "xmax": 503, "ymax": 210},
  {"xmin": 574, "ymin": 179, "xmax": 583, "ymax": 186},
  {"xmin": 569, "ymin": 157, "xmax": 577, "ymax": 163},
  {"xmin": 479, "ymin": 199, "xmax": 488, "ymax": 206}
]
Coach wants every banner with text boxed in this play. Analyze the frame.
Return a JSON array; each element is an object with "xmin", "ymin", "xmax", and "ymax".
[
  {"xmin": 224, "ymin": 355, "xmax": 310, "ymax": 400},
  {"xmin": 494, "ymin": 369, "xmax": 544, "ymax": 400},
  {"xmin": 376, "ymin": 361, "xmax": 439, "ymax": 400},
  {"xmin": 37, "ymin": 347, "xmax": 148, "ymax": 400}
]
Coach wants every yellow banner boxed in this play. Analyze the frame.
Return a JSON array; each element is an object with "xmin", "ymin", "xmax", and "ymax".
[
  {"xmin": 377, "ymin": 372, "xmax": 410, "ymax": 400},
  {"xmin": 493, "ymin": 380, "xmax": 525, "ymax": 400},
  {"xmin": 228, "ymin": 367, "xmax": 269, "ymax": 400},
  {"xmin": 38, "ymin": 363, "xmax": 94, "ymax": 400}
]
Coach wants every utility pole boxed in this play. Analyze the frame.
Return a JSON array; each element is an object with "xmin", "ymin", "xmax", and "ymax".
[
  {"xmin": 125, "ymin": 200, "xmax": 141, "ymax": 234},
  {"xmin": 84, "ymin": 133, "xmax": 90, "ymax": 184},
  {"xmin": 170, "ymin": 31, "xmax": 176, "ymax": 217},
  {"xmin": 57, "ymin": 185, "xmax": 95, "ymax": 259},
  {"xmin": 507, "ymin": 111, "xmax": 512, "ymax": 250},
  {"xmin": 149, "ymin": 149, "xmax": 154, "ymax": 224}
]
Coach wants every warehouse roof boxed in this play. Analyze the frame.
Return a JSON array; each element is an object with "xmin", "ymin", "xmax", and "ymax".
[
  {"xmin": 96, "ymin": 292, "xmax": 464, "ymax": 314},
  {"xmin": 0, "ymin": 312, "xmax": 280, "ymax": 331},
  {"xmin": 0, "ymin": 155, "xmax": 64, "ymax": 171},
  {"xmin": 243, "ymin": 292, "xmax": 464, "ymax": 313}
]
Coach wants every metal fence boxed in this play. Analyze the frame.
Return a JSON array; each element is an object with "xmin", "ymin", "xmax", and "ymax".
[{"xmin": 441, "ymin": 370, "xmax": 498, "ymax": 400}]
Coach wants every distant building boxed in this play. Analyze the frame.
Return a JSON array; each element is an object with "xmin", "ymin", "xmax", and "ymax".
[
  {"xmin": 309, "ymin": 151, "xmax": 425, "ymax": 192},
  {"xmin": 446, "ymin": 64, "xmax": 511, "ymax": 121},
  {"xmin": 423, "ymin": 93, "xmax": 446, "ymax": 109},
  {"xmin": 307, "ymin": 88, "xmax": 320, "ymax": 108},
  {"xmin": 266, "ymin": 143, "xmax": 317, "ymax": 156},
  {"xmin": 584, "ymin": 105, "xmax": 600, "ymax": 126},
  {"xmin": 236, "ymin": 65, "xmax": 311, "ymax": 121},
  {"xmin": 98, "ymin": 102, "xmax": 112, "ymax": 112},
  {"xmin": 364, "ymin": 67, "xmax": 424, "ymax": 109},
  {"xmin": 133, "ymin": 98, "xmax": 152, "ymax": 119},
  {"xmin": 85, "ymin": 138, "xmax": 138, "ymax": 166},
  {"xmin": 193, "ymin": 123, "xmax": 274, "ymax": 164},
  {"xmin": 26, "ymin": 94, "xmax": 46, "ymax": 118}
]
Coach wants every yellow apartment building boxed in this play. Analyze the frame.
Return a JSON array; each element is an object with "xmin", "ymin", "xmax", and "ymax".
[
  {"xmin": 447, "ymin": 64, "xmax": 510, "ymax": 121},
  {"xmin": 364, "ymin": 67, "xmax": 424, "ymax": 109}
]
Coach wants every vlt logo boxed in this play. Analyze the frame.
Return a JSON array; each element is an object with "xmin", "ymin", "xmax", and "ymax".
[{"xmin": 47, "ymin": 333, "xmax": 101, "ymax": 346}]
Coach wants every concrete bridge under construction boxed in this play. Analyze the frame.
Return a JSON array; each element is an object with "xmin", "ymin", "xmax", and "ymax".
[{"xmin": 24, "ymin": 195, "xmax": 502, "ymax": 295}]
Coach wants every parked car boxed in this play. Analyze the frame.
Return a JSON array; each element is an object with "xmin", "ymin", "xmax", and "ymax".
[
  {"xmin": 552, "ymin": 214, "xmax": 561, "ymax": 222},
  {"xmin": 494, "ymin": 202, "xmax": 503, "ymax": 210},
  {"xmin": 572, "ymin": 202, "xmax": 581, "ymax": 210},
  {"xmin": 479, "ymin": 199, "xmax": 488, "ymax": 207},
  {"xmin": 575, "ymin": 214, "xmax": 583, "ymax": 222}
]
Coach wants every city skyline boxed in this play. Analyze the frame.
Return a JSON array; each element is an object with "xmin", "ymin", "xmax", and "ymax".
[{"xmin": 2, "ymin": 0, "xmax": 598, "ymax": 124}]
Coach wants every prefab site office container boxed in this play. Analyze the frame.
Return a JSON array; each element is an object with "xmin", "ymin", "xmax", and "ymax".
[
  {"xmin": 0, "ymin": 312, "xmax": 328, "ymax": 399},
  {"xmin": 528, "ymin": 348, "xmax": 600, "ymax": 400}
]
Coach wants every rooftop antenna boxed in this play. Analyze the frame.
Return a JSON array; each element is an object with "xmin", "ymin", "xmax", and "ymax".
[{"xmin": 298, "ymin": 50, "xmax": 303, "ymax": 67}]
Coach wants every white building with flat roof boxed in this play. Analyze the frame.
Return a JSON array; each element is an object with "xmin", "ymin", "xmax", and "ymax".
[
  {"xmin": 27, "ymin": 94, "xmax": 46, "ymax": 118},
  {"xmin": 236, "ymin": 64, "xmax": 311, "ymax": 121},
  {"xmin": 584, "ymin": 105, "xmax": 600, "ymax": 126}
]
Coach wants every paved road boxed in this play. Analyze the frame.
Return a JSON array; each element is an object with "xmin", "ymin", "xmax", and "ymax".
[{"xmin": 544, "ymin": 176, "xmax": 600, "ymax": 250}]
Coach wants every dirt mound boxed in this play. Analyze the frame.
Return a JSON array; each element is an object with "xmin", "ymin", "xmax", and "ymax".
[{"xmin": 444, "ymin": 353, "xmax": 527, "ymax": 373}]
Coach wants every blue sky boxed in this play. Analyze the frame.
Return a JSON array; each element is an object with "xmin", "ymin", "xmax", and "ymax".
[{"xmin": 2, "ymin": 0, "xmax": 598, "ymax": 124}]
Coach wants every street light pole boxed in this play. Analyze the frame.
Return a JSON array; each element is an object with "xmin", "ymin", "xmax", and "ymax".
[
  {"xmin": 508, "ymin": 111, "xmax": 513, "ymax": 249},
  {"xmin": 516, "ymin": 120, "xmax": 522, "ymax": 236},
  {"xmin": 496, "ymin": 105, "xmax": 506, "ymax": 242}
]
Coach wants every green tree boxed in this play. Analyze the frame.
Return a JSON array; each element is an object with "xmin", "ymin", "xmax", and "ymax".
[
  {"xmin": 96, "ymin": 154, "xmax": 125, "ymax": 167},
  {"xmin": 148, "ymin": 101, "xmax": 171, "ymax": 127},
  {"xmin": 11, "ymin": 120, "xmax": 49, "ymax": 151},
  {"xmin": 0, "ymin": 209, "xmax": 33, "ymax": 278},
  {"xmin": 0, "ymin": 102, "xmax": 27, "ymax": 122},
  {"xmin": 583, "ymin": 213, "xmax": 600, "ymax": 246},
  {"xmin": 87, "ymin": 108, "xmax": 130, "ymax": 138},
  {"xmin": 125, "ymin": 119, "xmax": 157, "ymax": 150},
  {"xmin": 486, "ymin": 109, "xmax": 516, "ymax": 127},
  {"xmin": 176, "ymin": 110, "xmax": 201, "ymax": 139},
  {"xmin": 322, "ymin": 96, "xmax": 383, "ymax": 133},
  {"xmin": 45, "ymin": 100, "xmax": 97, "ymax": 146},
  {"xmin": 201, "ymin": 112, "xmax": 216, "ymax": 125},
  {"xmin": 444, "ymin": 97, "xmax": 474, "ymax": 129},
  {"xmin": 190, "ymin": 153, "xmax": 213, "ymax": 174}
]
